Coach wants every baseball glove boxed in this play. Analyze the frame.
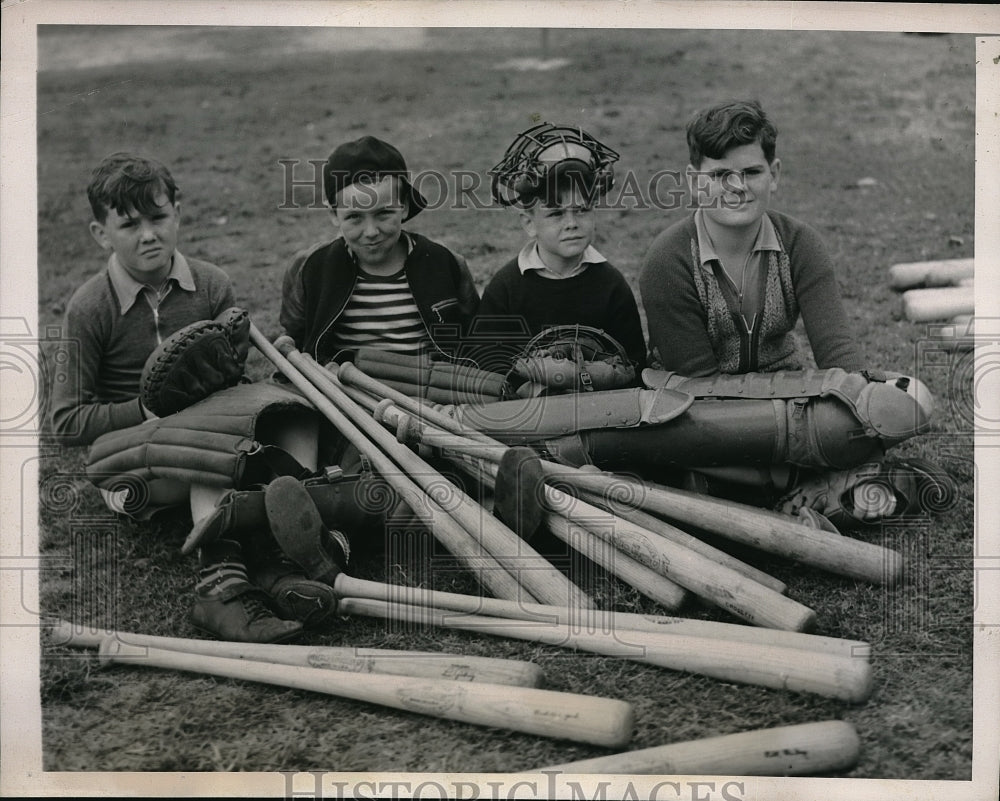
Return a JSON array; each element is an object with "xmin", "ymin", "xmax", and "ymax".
[
  {"xmin": 140, "ymin": 307, "xmax": 251, "ymax": 417},
  {"xmin": 509, "ymin": 324, "xmax": 636, "ymax": 396}
]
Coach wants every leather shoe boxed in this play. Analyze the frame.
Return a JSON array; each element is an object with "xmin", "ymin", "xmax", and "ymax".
[
  {"xmin": 190, "ymin": 589, "xmax": 302, "ymax": 643},
  {"xmin": 254, "ymin": 563, "xmax": 339, "ymax": 628},
  {"xmin": 265, "ymin": 476, "xmax": 349, "ymax": 585}
]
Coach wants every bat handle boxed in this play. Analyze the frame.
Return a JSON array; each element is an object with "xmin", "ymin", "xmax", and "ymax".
[{"xmin": 48, "ymin": 619, "xmax": 106, "ymax": 649}]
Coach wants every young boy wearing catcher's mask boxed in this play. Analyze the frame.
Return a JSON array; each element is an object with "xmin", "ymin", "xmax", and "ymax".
[{"xmin": 477, "ymin": 123, "xmax": 647, "ymax": 374}]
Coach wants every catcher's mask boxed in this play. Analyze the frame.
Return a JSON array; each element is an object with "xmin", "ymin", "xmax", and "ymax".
[{"xmin": 490, "ymin": 123, "xmax": 619, "ymax": 208}]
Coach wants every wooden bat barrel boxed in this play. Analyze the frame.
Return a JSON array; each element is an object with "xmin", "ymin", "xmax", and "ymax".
[
  {"xmin": 537, "ymin": 720, "xmax": 861, "ymax": 775},
  {"xmin": 902, "ymin": 286, "xmax": 974, "ymax": 322},
  {"xmin": 889, "ymin": 258, "xmax": 973, "ymax": 290},
  {"xmin": 97, "ymin": 637, "xmax": 635, "ymax": 747}
]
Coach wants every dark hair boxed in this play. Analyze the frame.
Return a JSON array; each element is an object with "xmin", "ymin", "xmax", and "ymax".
[
  {"xmin": 87, "ymin": 152, "xmax": 179, "ymax": 223},
  {"xmin": 686, "ymin": 100, "xmax": 778, "ymax": 167}
]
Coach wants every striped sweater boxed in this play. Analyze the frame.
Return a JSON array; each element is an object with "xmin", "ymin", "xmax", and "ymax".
[{"xmin": 330, "ymin": 269, "xmax": 427, "ymax": 355}]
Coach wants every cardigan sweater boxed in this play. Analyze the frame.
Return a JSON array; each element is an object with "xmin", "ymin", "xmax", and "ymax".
[
  {"xmin": 639, "ymin": 211, "xmax": 862, "ymax": 377},
  {"xmin": 280, "ymin": 232, "xmax": 479, "ymax": 365},
  {"xmin": 49, "ymin": 253, "xmax": 236, "ymax": 446},
  {"xmin": 477, "ymin": 257, "xmax": 647, "ymax": 368}
]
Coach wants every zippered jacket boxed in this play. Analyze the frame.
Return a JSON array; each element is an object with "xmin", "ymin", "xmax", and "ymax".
[{"xmin": 280, "ymin": 232, "xmax": 480, "ymax": 364}]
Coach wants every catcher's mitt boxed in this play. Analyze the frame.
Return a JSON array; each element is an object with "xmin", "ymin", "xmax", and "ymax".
[
  {"xmin": 140, "ymin": 307, "xmax": 251, "ymax": 417},
  {"xmin": 509, "ymin": 324, "xmax": 636, "ymax": 396}
]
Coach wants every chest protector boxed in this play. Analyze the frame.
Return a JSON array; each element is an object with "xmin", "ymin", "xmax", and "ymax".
[{"xmin": 86, "ymin": 382, "xmax": 316, "ymax": 502}]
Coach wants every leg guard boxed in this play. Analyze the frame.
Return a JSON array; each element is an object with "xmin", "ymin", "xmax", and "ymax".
[
  {"xmin": 530, "ymin": 368, "xmax": 932, "ymax": 472},
  {"xmin": 447, "ymin": 387, "xmax": 693, "ymax": 443},
  {"xmin": 181, "ymin": 470, "xmax": 392, "ymax": 555},
  {"xmin": 353, "ymin": 347, "xmax": 509, "ymax": 403},
  {"xmin": 643, "ymin": 367, "xmax": 933, "ymax": 446},
  {"xmin": 566, "ymin": 395, "xmax": 885, "ymax": 472}
]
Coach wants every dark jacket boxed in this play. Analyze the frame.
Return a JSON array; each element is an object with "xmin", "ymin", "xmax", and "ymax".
[{"xmin": 280, "ymin": 232, "xmax": 480, "ymax": 364}]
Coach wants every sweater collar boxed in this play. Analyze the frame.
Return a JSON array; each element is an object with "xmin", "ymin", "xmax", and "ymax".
[
  {"xmin": 108, "ymin": 251, "xmax": 195, "ymax": 315},
  {"xmin": 694, "ymin": 209, "xmax": 780, "ymax": 270}
]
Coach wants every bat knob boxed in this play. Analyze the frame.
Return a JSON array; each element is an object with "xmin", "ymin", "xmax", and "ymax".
[
  {"xmin": 273, "ymin": 335, "xmax": 297, "ymax": 357},
  {"xmin": 96, "ymin": 636, "xmax": 146, "ymax": 668},
  {"xmin": 96, "ymin": 636, "xmax": 122, "ymax": 668},
  {"xmin": 372, "ymin": 398, "xmax": 396, "ymax": 423},
  {"xmin": 395, "ymin": 414, "xmax": 423, "ymax": 446}
]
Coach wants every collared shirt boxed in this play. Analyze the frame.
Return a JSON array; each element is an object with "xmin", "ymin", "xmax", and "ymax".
[
  {"xmin": 108, "ymin": 250, "xmax": 197, "ymax": 345},
  {"xmin": 693, "ymin": 209, "xmax": 781, "ymax": 323},
  {"xmin": 516, "ymin": 241, "xmax": 607, "ymax": 280},
  {"xmin": 108, "ymin": 250, "xmax": 196, "ymax": 315}
]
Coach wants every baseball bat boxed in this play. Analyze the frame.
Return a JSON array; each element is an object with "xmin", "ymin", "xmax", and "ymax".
[
  {"xmin": 889, "ymin": 257, "xmax": 973, "ymax": 290},
  {"xmin": 571, "ymin": 485, "xmax": 787, "ymax": 594},
  {"xmin": 901, "ymin": 285, "xmax": 974, "ymax": 322},
  {"xmin": 96, "ymin": 637, "xmax": 634, "ymax": 747},
  {"xmin": 436, "ymin": 443, "xmax": 689, "ymax": 611},
  {"xmin": 249, "ymin": 324, "xmax": 528, "ymax": 603},
  {"xmin": 283, "ymin": 341, "xmax": 593, "ymax": 610},
  {"xmin": 541, "ymin": 485, "xmax": 817, "ymax": 632},
  {"xmin": 345, "ymin": 401, "xmax": 804, "ymax": 629},
  {"xmin": 330, "ymin": 574, "xmax": 870, "ymax": 660},
  {"xmin": 537, "ymin": 720, "xmax": 861, "ymax": 775},
  {"xmin": 548, "ymin": 469, "xmax": 902, "ymax": 585},
  {"xmin": 544, "ymin": 511, "xmax": 691, "ymax": 611},
  {"xmin": 48, "ymin": 619, "xmax": 544, "ymax": 686},
  {"xmin": 339, "ymin": 360, "xmax": 501, "ymax": 447},
  {"xmin": 339, "ymin": 598, "xmax": 873, "ymax": 703},
  {"xmin": 342, "ymin": 362, "xmax": 900, "ymax": 585}
]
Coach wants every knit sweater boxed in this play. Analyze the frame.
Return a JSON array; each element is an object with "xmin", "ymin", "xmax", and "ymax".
[
  {"xmin": 49, "ymin": 254, "xmax": 236, "ymax": 446},
  {"xmin": 477, "ymin": 257, "xmax": 647, "ymax": 368},
  {"xmin": 639, "ymin": 211, "xmax": 862, "ymax": 376}
]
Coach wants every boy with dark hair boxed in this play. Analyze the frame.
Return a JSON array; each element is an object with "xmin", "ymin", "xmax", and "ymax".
[
  {"xmin": 51, "ymin": 152, "xmax": 237, "ymax": 445},
  {"xmin": 640, "ymin": 99, "xmax": 862, "ymax": 377},
  {"xmin": 637, "ymin": 101, "xmax": 946, "ymax": 529},
  {"xmin": 280, "ymin": 135, "xmax": 480, "ymax": 364},
  {"xmin": 477, "ymin": 123, "xmax": 647, "ymax": 374},
  {"xmin": 51, "ymin": 152, "xmax": 308, "ymax": 644}
]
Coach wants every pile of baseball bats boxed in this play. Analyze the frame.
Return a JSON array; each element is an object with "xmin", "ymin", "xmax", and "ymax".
[
  {"xmin": 238, "ymin": 327, "xmax": 883, "ymax": 702},
  {"xmin": 43, "ymin": 324, "xmax": 901, "ymax": 776},
  {"xmin": 50, "ymin": 618, "xmax": 860, "ymax": 774},
  {"xmin": 55, "ymin": 326, "xmax": 886, "ymax": 772}
]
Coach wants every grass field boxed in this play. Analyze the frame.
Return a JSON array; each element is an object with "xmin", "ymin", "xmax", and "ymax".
[{"xmin": 34, "ymin": 26, "xmax": 976, "ymax": 780}]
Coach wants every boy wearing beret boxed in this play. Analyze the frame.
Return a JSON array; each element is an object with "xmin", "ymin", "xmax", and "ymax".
[{"xmin": 280, "ymin": 136, "xmax": 479, "ymax": 364}]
